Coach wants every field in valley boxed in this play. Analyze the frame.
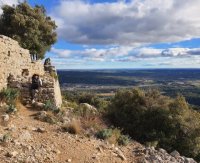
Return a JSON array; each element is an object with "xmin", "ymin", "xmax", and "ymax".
[{"xmin": 58, "ymin": 69, "xmax": 200, "ymax": 107}]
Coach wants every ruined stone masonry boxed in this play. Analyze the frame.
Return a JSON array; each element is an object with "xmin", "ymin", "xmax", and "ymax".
[{"xmin": 0, "ymin": 35, "xmax": 62, "ymax": 107}]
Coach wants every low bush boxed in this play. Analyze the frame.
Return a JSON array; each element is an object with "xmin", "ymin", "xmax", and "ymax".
[
  {"xmin": 44, "ymin": 100, "xmax": 59, "ymax": 113},
  {"xmin": 63, "ymin": 91, "xmax": 109, "ymax": 110},
  {"xmin": 96, "ymin": 128, "xmax": 113, "ymax": 140},
  {"xmin": 6, "ymin": 104, "xmax": 17, "ymax": 114},
  {"xmin": 108, "ymin": 88, "xmax": 200, "ymax": 160},
  {"xmin": 0, "ymin": 132, "xmax": 12, "ymax": 147},
  {"xmin": 0, "ymin": 88, "xmax": 19, "ymax": 104},
  {"xmin": 74, "ymin": 104, "xmax": 96, "ymax": 118},
  {"xmin": 64, "ymin": 101, "xmax": 79, "ymax": 109},
  {"xmin": 96, "ymin": 128, "xmax": 131, "ymax": 146},
  {"xmin": 118, "ymin": 135, "xmax": 131, "ymax": 146},
  {"xmin": 2, "ymin": 133, "xmax": 11, "ymax": 143},
  {"xmin": 107, "ymin": 128, "xmax": 121, "ymax": 145}
]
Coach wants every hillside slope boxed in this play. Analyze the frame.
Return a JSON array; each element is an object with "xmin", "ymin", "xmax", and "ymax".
[
  {"xmin": 0, "ymin": 103, "xmax": 197, "ymax": 163},
  {"xmin": 0, "ymin": 103, "xmax": 142, "ymax": 163}
]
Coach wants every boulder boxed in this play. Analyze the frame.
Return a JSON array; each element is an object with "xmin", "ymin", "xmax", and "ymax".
[
  {"xmin": 80, "ymin": 103, "xmax": 97, "ymax": 113},
  {"xmin": 170, "ymin": 150, "xmax": 180, "ymax": 158}
]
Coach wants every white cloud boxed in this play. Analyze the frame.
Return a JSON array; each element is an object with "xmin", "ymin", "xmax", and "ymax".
[
  {"xmin": 51, "ymin": 46, "xmax": 200, "ymax": 63},
  {"xmin": 51, "ymin": 46, "xmax": 134, "ymax": 61},
  {"xmin": 51, "ymin": 0, "xmax": 200, "ymax": 45}
]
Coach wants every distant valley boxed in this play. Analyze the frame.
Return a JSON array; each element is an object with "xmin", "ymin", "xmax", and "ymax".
[{"xmin": 58, "ymin": 69, "xmax": 200, "ymax": 107}]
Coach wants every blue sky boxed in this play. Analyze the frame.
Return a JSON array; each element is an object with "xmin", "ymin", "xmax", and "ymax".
[{"xmin": 2, "ymin": 0, "xmax": 200, "ymax": 69}]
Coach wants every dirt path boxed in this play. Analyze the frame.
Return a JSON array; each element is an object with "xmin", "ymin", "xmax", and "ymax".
[{"xmin": 0, "ymin": 104, "xmax": 142, "ymax": 163}]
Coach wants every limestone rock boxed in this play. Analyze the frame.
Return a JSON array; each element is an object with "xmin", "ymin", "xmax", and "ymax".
[
  {"xmin": 18, "ymin": 131, "xmax": 32, "ymax": 142},
  {"xmin": 36, "ymin": 127, "xmax": 46, "ymax": 133},
  {"xmin": 67, "ymin": 159, "xmax": 72, "ymax": 162},
  {"xmin": 80, "ymin": 103, "xmax": 97, "ymax": 113},
  {"xmin": 114, "ymin": 148, "xmax": 127, "ymax": 161},
  {"xmin": 170, "ymin": 150, "xmax": 180, "ymax": 158},
  {"xmin": 2, "ymin": 114, "xmax": 9, "ymax": 122},
  {"xmin": 135, "ymin": 147, "xmax": 197, "ymax": 163},
  {"xmin": 6, "ymin": 151, "xmax": 18, "ymax": 158}
]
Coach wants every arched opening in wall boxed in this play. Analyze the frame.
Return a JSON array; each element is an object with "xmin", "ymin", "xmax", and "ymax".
[
  {"xmin": 22, "ymin": 69, "xmax": 29, "ymax": 77},
  {"xmin": 8, "ymin": 51, "xmax": 11, "ymax": 56}
]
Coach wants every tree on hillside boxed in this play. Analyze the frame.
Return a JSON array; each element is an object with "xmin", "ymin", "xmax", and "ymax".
[
  {"xmin": 108, "ymin": 88, "xmax": 200, "ymax": 160},
  {"xmin": 0, "ymin": 2, "xmax": 57, "ymax": 59}
]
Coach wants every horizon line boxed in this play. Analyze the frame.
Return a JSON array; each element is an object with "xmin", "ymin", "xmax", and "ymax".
[{"xmin": 57, "ymin": 68, "xmax": 200, "ymax": 71}]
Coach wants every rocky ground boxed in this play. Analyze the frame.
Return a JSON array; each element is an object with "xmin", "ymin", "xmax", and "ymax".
[{"xmin": 0, "ymin": 103, "xmax": 197, "ymax": 163}]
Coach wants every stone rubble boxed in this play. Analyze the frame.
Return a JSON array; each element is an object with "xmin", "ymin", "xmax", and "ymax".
[{"xmin": 133, "ymin": 147, "xmax": 197, "ymax": 163}]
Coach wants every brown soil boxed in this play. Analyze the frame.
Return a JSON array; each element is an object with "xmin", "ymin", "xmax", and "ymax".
[{"xmin": 0, "ymin": 103, "xmax": 144, "ymax": 163}]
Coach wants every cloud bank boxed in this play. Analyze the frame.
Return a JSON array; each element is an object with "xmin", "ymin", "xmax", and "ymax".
[
  {"xmin": 51, "ymin": 46, "xmax": 200, "ymax": 62},
  {"xmin": 51, "ymin": 0, "xmax": 200, "ymax": 46},
  {"xmin": 1, "ymin": 0, "xmax": 200, "ymax": 68}
]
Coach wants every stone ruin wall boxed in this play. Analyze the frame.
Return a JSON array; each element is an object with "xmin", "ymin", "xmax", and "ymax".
[{"xmin": 0, "ymin": 35, "xmax": 62, "ymax": 107}]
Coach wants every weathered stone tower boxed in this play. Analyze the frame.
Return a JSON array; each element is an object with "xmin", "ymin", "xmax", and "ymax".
[{"xmin": 0, "ymin": 35, "xmax": 62, "ymax": 107}]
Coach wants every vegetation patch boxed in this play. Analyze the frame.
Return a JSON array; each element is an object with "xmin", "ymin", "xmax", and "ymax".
[
  {"xmin": 0, "ymin": 88, "xmax": 20, "ymax": 115},
  {"xmin": 96, "ymin": 128, "xmax": 131, "ymax": 146},
  {"xmin": 50, "ymin": 71, "xmax": 58, "ymax": 81},
  {"xmin": 108, "ymin": 88, "xmax": 200, "ymax": 160},
  {"xmin": 0, "ymin": 88, "xmax": 19, "ymax": 104},
  {"xmin": 62, "ymin": 120, "xmax": 82, "ymax": 135}
]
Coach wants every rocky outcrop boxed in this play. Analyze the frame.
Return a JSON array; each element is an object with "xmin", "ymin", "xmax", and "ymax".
[{"xmin": 133, "ymin": 147, "xmax": 197, "ymax": 163}]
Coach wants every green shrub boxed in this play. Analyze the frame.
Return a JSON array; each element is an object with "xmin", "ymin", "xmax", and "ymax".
[
  {"xmin": 107, "ymin": 128, "xmax": 122, "ymax": 145},
  {"xmin": 44, "ymin": 100, "xmax": 58, "ymax": 112},
  {"xmin": 0, "ymin": 133, "xmax": 12, "ymax": 145},
  {"xmin": 96, "ymin": 128, "xmax": 131, "ymax": 146},
  {"xmin": 0, "ymin": 88, "xmax": 19, "ymax": 104},
  {"xmin": 2, "ymin": 133, "xmax": 11, "ymax": 142},
  {"xmin": 44, "ymin": 100, "xmax": 53, "ymax": 110},
  {"xmin": 118, "ymin": 135, "xmax": 131, "ymax": 146},
  {"xmin": 66, "ymin": 101, "xmax": 79, "ymax": 109},
  {"xmin": 63, "ymin": 91, "xmax": 79, "ymax": 103},
  {"xmin": 96, "ymin": 128, "xmax": 113, "ymax": 140},
  {"xmin": 63, "ymin": 91, "xmax": 108, "ymax": 110},
  {"xmin": 6, "ymin": 104, "xmax": 17, "ymax": 114},
  {"xmin": 74, "ymin": 104, "xmax": 97, "ymax": 118},
  {"xmin": 108, "ymin": 88, "xmax": 200, "ymax": 160}
]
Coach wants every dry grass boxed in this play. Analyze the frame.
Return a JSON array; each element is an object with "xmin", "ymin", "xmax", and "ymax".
[
  {"xmin": 62, "ymin": 120, "xmax": 82, "ymax": 135},
  {"xmin": 81, "ymin": 115, "xmax": 107, "ymax": 136}
]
